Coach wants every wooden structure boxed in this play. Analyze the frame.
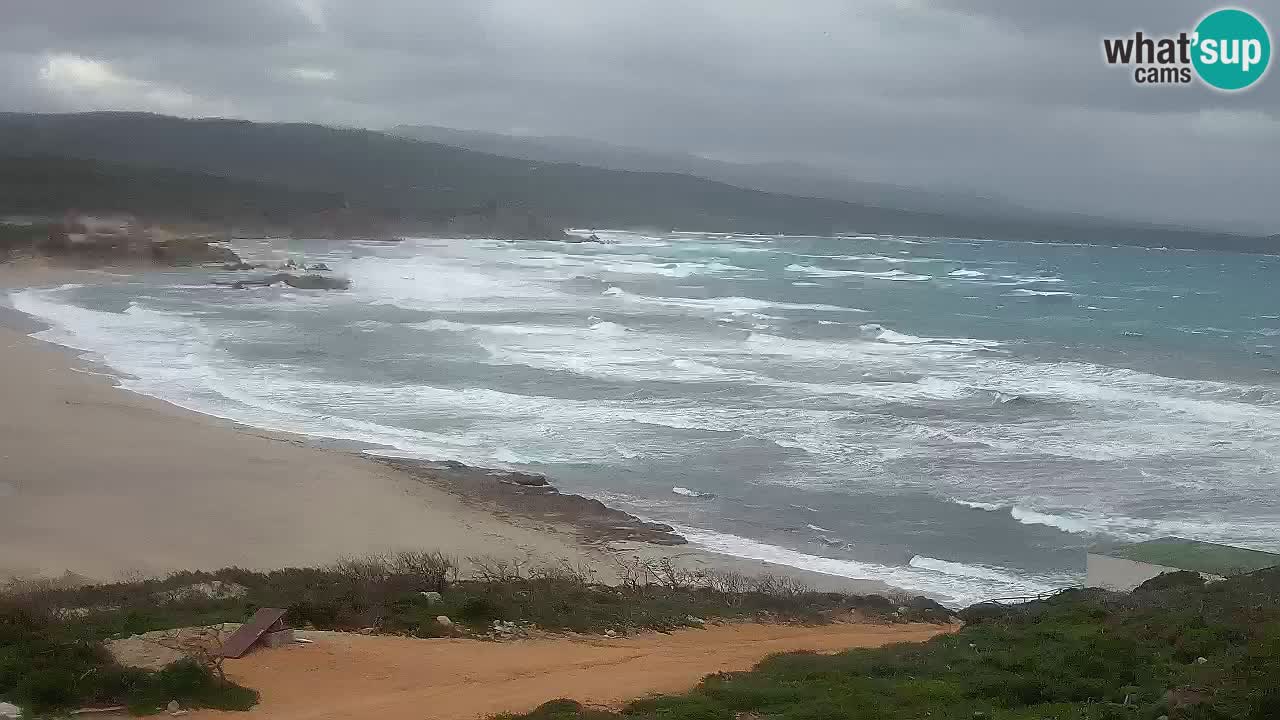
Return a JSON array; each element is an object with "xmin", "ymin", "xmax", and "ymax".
[{"xmin": 219, "ymin": 607, "xmax": 289, "ymax": 658}]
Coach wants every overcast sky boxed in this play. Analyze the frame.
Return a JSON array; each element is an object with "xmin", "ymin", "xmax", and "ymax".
[{"xmin": 2, "ymin": 1, "xmax": 1277, "ymax": 232}]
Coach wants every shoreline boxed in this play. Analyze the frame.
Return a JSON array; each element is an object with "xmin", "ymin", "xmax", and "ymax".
[{"xmin": 0, "ymin": 259, "xmax": 898, "ymax": 597}]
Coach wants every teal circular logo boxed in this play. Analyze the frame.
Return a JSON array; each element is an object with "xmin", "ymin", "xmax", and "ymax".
[{"xmin": 1193, "ymin": 8, "xmax": 1271, "ymax": 90}]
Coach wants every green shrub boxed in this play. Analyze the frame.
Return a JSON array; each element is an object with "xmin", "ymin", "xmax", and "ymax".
[
  {"xmin": 0, "ymin": 601, "xmax": 256, "ymax": 716},
  {"xmin": 123, "ymin": 659, "xmax": 258, "ymax": 715},
  {"xmin": 498, "ymin": 568, "xmax": 1280, "ymax": 720}
]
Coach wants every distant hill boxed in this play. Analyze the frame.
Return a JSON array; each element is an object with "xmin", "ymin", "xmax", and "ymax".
[
  {"xmin": 390, "ymin": 124, "xmax": 1031, "ymax": 219},
  {"xmin": 0, "ymin": 154, "xmax": 344, "ymax": 223},
  {"xmin": 0, "ymin": 112, "xmax": 1273, "ymax": 253}
]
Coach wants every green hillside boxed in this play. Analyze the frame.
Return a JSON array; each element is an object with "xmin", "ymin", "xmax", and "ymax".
[
  {"xmin": 506, "ymin": 569, "xmax": 1280, "ymax": 720},
  {"xmin": 0, "ymin": 154, "xmax": 343, "ymax": 223}
]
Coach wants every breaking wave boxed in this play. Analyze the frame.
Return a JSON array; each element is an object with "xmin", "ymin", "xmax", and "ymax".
[
  {"xmin": 672, "ymin": 486, "xmax": 715, "ymax": 498},
  {"xmin": 677, "ymin": 526, "xmax": 1065, "ymax": 607}
]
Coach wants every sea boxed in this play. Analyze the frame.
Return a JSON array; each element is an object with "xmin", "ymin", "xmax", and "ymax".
[{"xmin": 10, "ymin": 230, "xmax": 1280, "ymax": 607}]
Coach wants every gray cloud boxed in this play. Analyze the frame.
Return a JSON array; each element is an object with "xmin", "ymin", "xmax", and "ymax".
[{"xmin": 0, "ymin": 0, "xmax": 1276, "ymax": 231}]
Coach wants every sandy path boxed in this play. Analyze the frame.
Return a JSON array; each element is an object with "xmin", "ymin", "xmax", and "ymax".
[{"xmin": 194, "ymin": 623, "xmax": 953, "ymax": 720}]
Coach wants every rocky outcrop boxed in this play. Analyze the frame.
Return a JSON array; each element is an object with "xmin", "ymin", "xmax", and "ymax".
[
  {"xmin": 488, "ymin": 470, "xmax": 550, "ymax": 487},
  {"xmin": 150, "ymin": 236, "xmax": 240, "ymax": 266},
  {"xmin": 376, "ymin": 458, "xmax": 687, "ymax": 546},
  {"xmin": 31, "ymin": 215, "xmax": 247, "ymax": 267},
  {"xmin": 214, "ymin": 273, "xmax": 351, "ymax": 290}
]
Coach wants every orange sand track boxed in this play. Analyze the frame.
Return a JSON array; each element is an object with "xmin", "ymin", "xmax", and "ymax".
[{"xmin": 193, "ymin": 622, "xmax": 954, "ymax": 720}]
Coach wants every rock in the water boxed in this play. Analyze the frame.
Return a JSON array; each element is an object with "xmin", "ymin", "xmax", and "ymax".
[
  {"xmin": 0, "ymin": 701, "xmax": 21, "ymax": 719},
  {"xmin": 279, "ymin": 273, "xmax": 350, "ymax": 290},
  {"xmin": 494, "ymin": 471, "xmax": 550, "ymax": 487},
  {"xmin": 307, "ymin": 263, "xmax": 331, "ymax": 271},
  {"xmin": 214, "ymin": 273, "xmax": 351, "ymax": 291},
  {"xmin": 420, "ymin": 591, "xmax": 443, "ymax": 605},
  {"xmin": 435, "ymin": 615, "xmax": 453, "ymax": 627},
  {"xmin": 152, "ymin": 237, "xmax": 240, "ymax": 266}
]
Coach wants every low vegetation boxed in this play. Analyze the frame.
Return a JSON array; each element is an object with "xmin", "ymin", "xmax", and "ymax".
[
  {"xmin": 503, "ymin": 568, "xmax": 1280, "ymax": 720},
  {"xmin": 0, "ymin": 600, "xmax": 256, "ymax": 716},
  {"xmin": 0, "ymin": 222, "xmax": 51, "ymax": 261},
  {"xmin": 0, "ymin": 552, "xmax": 948, "ymax": 717},
  {"xmin": 10, "ymin": 555, "xmax": 1279, "ymax": 718}
]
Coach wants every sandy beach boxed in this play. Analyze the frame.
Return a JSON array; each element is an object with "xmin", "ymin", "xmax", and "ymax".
[
  {"xmin": 0, "ymin": 260, "xmax": 893, "ymax": 594},
  {"xmin": 0, "ymin": 264, "xmax": 600, "ymax": 580}
]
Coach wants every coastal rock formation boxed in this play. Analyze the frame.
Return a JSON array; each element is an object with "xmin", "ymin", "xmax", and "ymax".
[
  {"xmin": 214, "ymin": 273, "xmax": 351, "ymax": 290},
  {"xmin": 20, "ymin": 214, "xmax": 247, "ymax": 267},
  {"xmin": 489, "ymin": 470, "xmax": 550, "ymax": 487},
  {"xmin": 150, "ymin": 236, "xmax": 240, "ymax": 266},
  {"xmin": 7, "ymin": 213, "xmax": 247, "ymax": 267},
  {"xmin": 375, "ymin": 458, "xmax": 687, "ymax": 546}
]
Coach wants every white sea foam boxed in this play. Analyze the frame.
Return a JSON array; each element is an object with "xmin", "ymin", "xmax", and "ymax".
[
  {"xmin": 1005, "ymin": 289, "xmax": 1074, "ymax": 298},
  {"xmin": 908, "ymin": 555, "xmax": 1035, "ymax": 586},
  {"xmin": 1009, "ymin": 507, "xmax": 1096, "ymax": 534},
  {"xmin": 672, "ymin": 486, "xmax": 714, "ymax": 498},
  {"xmin": 676, "ymin": 525, "xmax": 1065, "ymax": 606},
  {"xmin": 858, "ymin": 324, "xmax": 1001, "ymax": 349},
  {"xmin": 602, "ymin": 288, "xmax": 866, "ymax": 314},
  {"xmin": 786, "ymin": 264, "xmax": 930, "ymax": 281},
  {"xmin": 10, "ymin": 288, "xmax": 674, "ymax": 467},
  {"xmin": 949, "ymin": 498, "xmax": 1004, "ymax": 511},
  {"xmin": 948, "ymin": 269, "xmax": 986, "ymax": 278},
  {"xmin": 934, "ymin": 496, "xmax": 1278, "ymax": 550},
  {"xmin": 1000, "ymin": 275, "xmax": 1066, "ymax": 285}
]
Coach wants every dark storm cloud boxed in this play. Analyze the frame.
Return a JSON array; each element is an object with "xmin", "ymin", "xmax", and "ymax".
[{"xmin": 0, "ymin": 0, "xmax": 1276, "ymax": 231}]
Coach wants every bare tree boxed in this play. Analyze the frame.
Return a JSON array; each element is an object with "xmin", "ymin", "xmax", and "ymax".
[{"xmin": 145, "ymin": 625, "xmax": 233, "ymax": 683}]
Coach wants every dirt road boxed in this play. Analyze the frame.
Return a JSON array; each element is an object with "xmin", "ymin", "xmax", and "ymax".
[{"xmin": 194, "ymin": 622, "xmax": 954, "ymax": 720}]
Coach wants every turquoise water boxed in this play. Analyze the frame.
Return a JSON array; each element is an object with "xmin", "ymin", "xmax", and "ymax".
[{"xmin": 12, "ymin": 230, "xmax": 1280, "ymax": 605}]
